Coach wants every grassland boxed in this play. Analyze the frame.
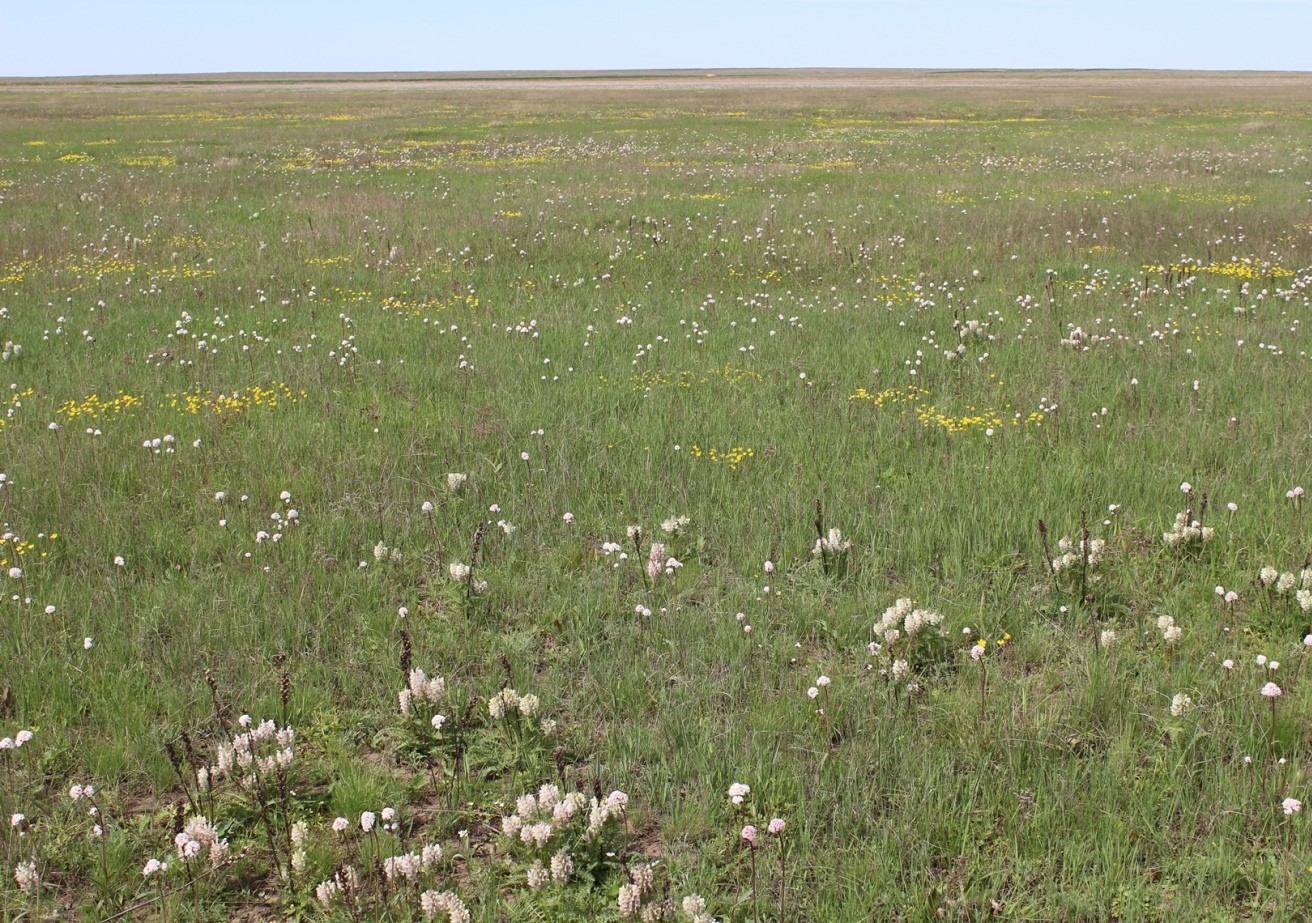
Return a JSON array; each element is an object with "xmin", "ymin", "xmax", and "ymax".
[{"xmin": 2, "ymin": 70, "xmax": 1312, "ymax": 921}]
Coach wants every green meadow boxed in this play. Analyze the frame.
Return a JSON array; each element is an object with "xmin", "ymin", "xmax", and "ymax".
[{"xmin": 3, "ymin": 71, "xmax": 1312, "ymax": 920}]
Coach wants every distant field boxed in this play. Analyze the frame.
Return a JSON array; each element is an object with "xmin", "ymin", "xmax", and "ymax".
[{"xmin": 2, "ymin": 71, "xmax": 1312, "ymax": 921}]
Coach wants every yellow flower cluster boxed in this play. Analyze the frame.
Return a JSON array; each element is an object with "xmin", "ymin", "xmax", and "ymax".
[
  {"xmin": 1172, "ymin": 191, "xmax": 1253, "ymax": 206},
  {"xmin": 847, "ymin": 385, "xmax": 929, "ymax": 407},
  {"xmin": 118, "ymin": 155, "xmax": 176, "ymax": 168},
  {"xmin": 0, "ymin": 532, "xmax": 55, "ymax": 568},
  {"xmin": 56, "ymin": 391, "xmax": 143, "ymax": 422},
  {"xmin": 630, "ymin": 365, "xmax": 762, "ymax": 391},
  {"xmin": 57, "ymin": 383, "xmax": 304, "ymax": 423},
  {"xmin": 849, "ymin": 386, "xmax": 1043, "ymax": 435},
  {"xmin": 380, "ymin": 292, "xmax": 480, "ymax": 316},
  {"xmin": 1142, "ymin": 259, "xmax": 1294, "ymax": 280},
  {"xmin": 0, "ymin": 260, "xmax": 38, "ymax": 286},
  {"xmin": 0, "ymin": 387, "xmax": 35, "ymax": 431},
  {"xmin": 687, "ymin": 444, "xmax": 755, "ymax": 471},
  {"xmin": 162, "ymin": 382, "xmax": 306, "ymax": 416}
]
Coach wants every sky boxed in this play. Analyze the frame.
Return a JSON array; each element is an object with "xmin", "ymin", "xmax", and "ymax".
[{"xmin": 5, "ymin": 1, "xmax": 1311, "ymax": 77}]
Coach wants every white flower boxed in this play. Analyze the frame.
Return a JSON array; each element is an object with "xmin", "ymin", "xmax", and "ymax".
[
  {"xmin": 446, "ymin": 472, "xmax": 467, "ymax": 491},
  {"xmin": 619, "ymin": 881, "xmax": 643, "ymax": 916},
  {"xmin": 1262, "ymin": 682, "xmax": 1283, "ymax": 698},
  {"xmin": 1099, "ymin": 629, "xmax": 1117, "ymax": 649},
  {"xmin": 1284, "ymin": 797, "xmax": 1303, "ymax": 816},
  {"xmin": 448, "ymin": 562, "xmax": 470, "ymax": 581},
  {"xmin": 661, "ymin": 514, "xmax": 691, "ymax": 535},
  {"xmin": 550, "ymin": 848, "xmax": 574, "ymax": 882},
  {"xmin": 813, "ymin": 527, "xmax": 853, "ymax": 556},
  {"xmin": 1170, "ymin": 693, "xmax": 1194, "ymax": 717},
  {"xmin": 728, "ymin": 782, "xmax": 750, "ymax": 805},
  {"xmin": 360, "ymin": 811, "xmax": 376, "ymax": 833}
]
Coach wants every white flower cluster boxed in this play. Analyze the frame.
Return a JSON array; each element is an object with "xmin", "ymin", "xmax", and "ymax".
[
  {"xmin": 446, "ymin": 472, "xmax": 468, "ymax": 492},
  {"xmin": 1162, "ymin": 510, "xmax": 1214, "ymax": 548},
  {"xmin": 420, "ymin": 889, "xmax": 471, "ymax": 923},
  {"xmin": 1157, "ymin": 615, "xmax": 1182, "ymax": 645},
  {"xmin": 728, "ymin": 782, "xmax": 750, "ymax": 805},
  {"xmin": 0, "ymin": 728, "xmax": 34, "ymax": 750},
  {"xmin": 399, "ymin": 668, "xmax": 446, "ymax": 720},
  {"xmin": 500, "ymin": 784, "xmax": 629, "ymax": 864},
  {"xmin": 248, "ymin": 493, "xmax": 300, "ymax": 546},
  {"xmin": 661, "ymin": 514, "xmax": 691, "ymax": 535},
  {"xmin": 488, "ymin": 687, "xmax": 538, "ymax": 719},
  {"xmin": 382, "ymin": 844, "xmax": 442, "ymax": 882},
  {"xmin": 873, "ymin": 597, "xmax": 944, "ymax": 645},
  {"xmin": 373, "ymin": 540, "xmax": 403, "ymax": 563},
  {"xmin": 681, "ymin": 894, "xmax": 715, "ymax": 923},
  {"xmin": 174, "ymin": 815, "xmax": 229, "ymax": 868},
  {"xmin": 141, "ymin": 433, "xmax": 178, "ymax": 455},
  {"xmin": 958, "ymin": 318, "xmax": 988, "ymax": 340},
  {"xmin": 618, "ymin": 862, "xmax": 660, "ymax": 918},
  {"xmin": 647, "ymin": 543, "xmax": 683, "ymax": 580},
  {"xmin": 1051, "ymin": 535, "xmax": 1107, "ymax": 573},
  {"xmin": 315, "ymin": 866, "xmax": 362, "ymax": 910},
  {"xmin": 1169, "ymin": 693, "xmax": 1194, "ymax": 717},
  {"xmin": 813, "ymin": 527, "xmax": 853, "ymax": 557},
  {"xmin": 1259, "ymin": 566, "xmax": 1312, "ymax": 611},
  {"xmin": 208, "ymin": 715, "xmax": 294, "ymax": 788},
  {"xmin": 447, "ymin": 561, "xmax": 488, "ymax": 593},
  {"xmin": 13, "ymin": 859, "xmax": 38, "ymax": 895}
]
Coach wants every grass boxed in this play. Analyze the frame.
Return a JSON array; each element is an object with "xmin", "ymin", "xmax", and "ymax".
[{"xmin": 2, "ymin": 70, "xmax": 1312, "ymax": 920}]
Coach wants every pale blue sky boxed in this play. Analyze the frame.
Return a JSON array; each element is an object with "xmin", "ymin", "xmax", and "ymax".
[{"xmin": 5, "ymin": 1, "xmax": 1311, "ymax": 77}]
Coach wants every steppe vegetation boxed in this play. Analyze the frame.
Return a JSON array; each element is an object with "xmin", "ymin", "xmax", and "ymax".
[{"xmin": 3, "ymin": 71, "xmax": 1312, "ymax": 920}]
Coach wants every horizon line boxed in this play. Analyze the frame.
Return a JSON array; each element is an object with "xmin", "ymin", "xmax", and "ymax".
[{"xmin": 4, "ymin": 66, "xmax": 1312, "ymax": 83}]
